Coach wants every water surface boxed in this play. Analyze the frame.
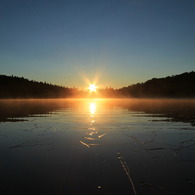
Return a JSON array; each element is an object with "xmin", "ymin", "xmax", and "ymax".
[{"xmin": 0, "ymin": 99, "xmax": 195, "ymax": 194}]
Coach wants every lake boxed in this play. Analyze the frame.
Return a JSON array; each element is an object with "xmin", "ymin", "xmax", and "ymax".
[{"xmin": 0, "ymin": 99, "xmax": 195, "ymax": 195}]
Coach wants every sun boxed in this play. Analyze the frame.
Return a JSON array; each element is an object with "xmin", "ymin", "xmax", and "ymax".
[{"xmin": 88, "ymin": 84, "xmax": 97, "ymax": 92}]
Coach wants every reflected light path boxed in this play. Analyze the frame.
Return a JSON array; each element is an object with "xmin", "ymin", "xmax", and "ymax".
[
  {"xmin": 80, "ymin": 100, "xmax": 112, "ymax": 148},
  {"xmin": 89, "ymin": 102, "xmax": 96, "ymax": 116},
  {"xmin": 80, "ymin": 101, "xmax": 98, "ymax": 148}
]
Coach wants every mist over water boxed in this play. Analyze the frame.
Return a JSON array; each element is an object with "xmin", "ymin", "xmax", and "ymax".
[{"xmin": 0, "ymin": 99, "xmax": 195, "ymax": 194}]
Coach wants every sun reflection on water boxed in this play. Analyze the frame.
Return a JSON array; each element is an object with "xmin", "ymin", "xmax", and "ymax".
[
  {"xmin": 80, "ymin": 100, "xmax": 111, "ymax": 148},
  {"xmin": 80, "ymin": 101, "xmax": 98, "ymax": 147},
  {"xmin": 88, "ymin": 101, "xmax": 97, "ymax": 136},
  {"xmin": 89, "ymin": 102, "xmax": 96, "ymax": 116}
]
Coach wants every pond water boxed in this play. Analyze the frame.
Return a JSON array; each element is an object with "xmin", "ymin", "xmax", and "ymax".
[{"xmin": 0, "ymin": 99, "xmax": 195, "ymax": 195}]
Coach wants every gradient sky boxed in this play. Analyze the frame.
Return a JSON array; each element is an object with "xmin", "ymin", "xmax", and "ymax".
[{"xmin": 0, "ymin": 0, "xmax": 194, "ymax": 88}]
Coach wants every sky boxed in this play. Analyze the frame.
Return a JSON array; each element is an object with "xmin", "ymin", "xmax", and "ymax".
[{"xmin": 0, "ymin": 0, "xmax": 194, "ymax": 88}]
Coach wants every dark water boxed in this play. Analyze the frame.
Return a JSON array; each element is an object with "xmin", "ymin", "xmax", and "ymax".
[{"xmin": 0, "ymin": 99, "xmax": 195, "ymax": 195}]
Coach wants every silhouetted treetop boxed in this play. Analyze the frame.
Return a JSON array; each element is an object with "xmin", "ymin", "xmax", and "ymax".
[
  {"xmin": 1, "ymin": 71, "xmax": 195, "ymax": 98},
  {"xmin": 118, "ymin": 71, "xmax": 195, "ymax": 97},
  {"xmin": 0, "ymin": 75, "xmax": 75, "ymax": 98}
]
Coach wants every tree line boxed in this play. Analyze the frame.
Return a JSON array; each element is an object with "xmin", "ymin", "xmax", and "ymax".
[
  {"xmin": 118, "ymin": 71, "xmax": 195, "ymax": 98},
  {"xmin": 0, "ymin": 75, "xmax": 82, "ymax": 98},
  {"xmin": 0, "ymin": 71, "xmax": 195, "ymax": 98}
]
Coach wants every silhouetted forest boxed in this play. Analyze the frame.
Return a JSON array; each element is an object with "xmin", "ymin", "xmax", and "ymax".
[
  {"xmin": 0, "ymin": 71, "xmax": 195, "ymax": 98},
  {"xmin": 118, "ymin": 71, "xmax": 195, "ymax": 98},
  {"xmin": 0, "ymin": 75, "xmax": 83, "ymax": 98}
]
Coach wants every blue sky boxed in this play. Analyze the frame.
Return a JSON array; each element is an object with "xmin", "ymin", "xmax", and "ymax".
[{"xmin": 0, "ymin": 0, "xmax": 194, "ymax": 88}]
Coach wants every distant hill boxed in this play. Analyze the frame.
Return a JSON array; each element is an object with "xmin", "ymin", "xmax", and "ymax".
[
  {"xmin": 118, "ymin": 71, "xmax": 195, "ymax": 98},
  {"xmin": 0, "ymin": 75, "xmax": 79, "ymax": 98}
]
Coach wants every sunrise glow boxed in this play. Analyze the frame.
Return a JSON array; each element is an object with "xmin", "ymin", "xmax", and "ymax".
[{"xmin": 88, "ymin": 84, "xmax": 97, "ymax": 92}]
